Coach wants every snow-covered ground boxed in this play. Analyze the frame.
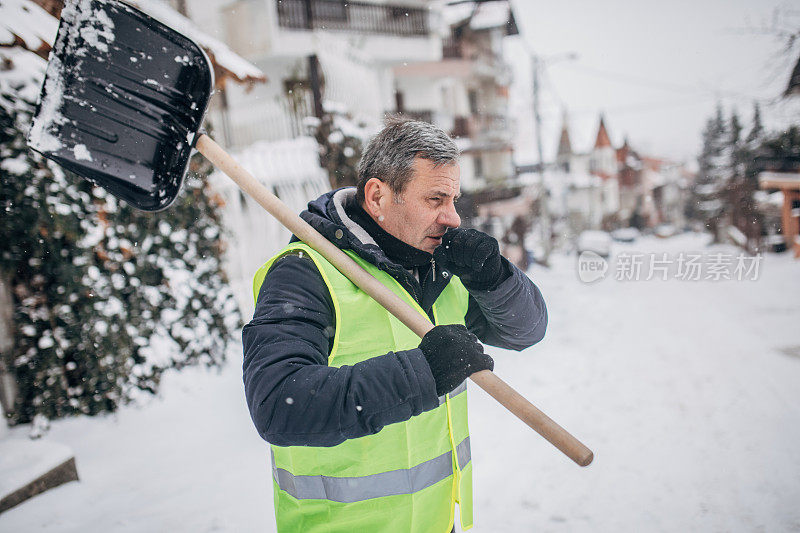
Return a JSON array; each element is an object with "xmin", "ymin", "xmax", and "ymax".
[{"xmin": 3, "ymin": 232, "xmax": 799, "ymax": 532}]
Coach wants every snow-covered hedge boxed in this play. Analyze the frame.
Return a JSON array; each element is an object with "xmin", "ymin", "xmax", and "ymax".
[{"xmin": 0, "ymin": 47, "xmax": 240, "ymax": 426}]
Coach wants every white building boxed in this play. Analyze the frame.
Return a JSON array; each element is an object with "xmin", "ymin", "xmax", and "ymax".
[
  {"xmin": 555, "ymin": 112, "xmax": 688, "ymax": 232},
  {"xmin": 173, "ymin": 0, "xmax": 450, "ymax": 313},
  {"xmin": 555, "ymin": 114, "xmax": 620, "ymax": 230},
  {"xmin": 181, "ymin": 0, "xmax": 444, "ymax": 148},
  {"xmin": 394, "ymin": 0, "xmax": 518, "ymax": 192}
]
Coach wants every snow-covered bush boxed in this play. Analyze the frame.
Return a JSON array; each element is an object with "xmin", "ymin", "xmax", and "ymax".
[
  {"xmin": 0, "ymin": 47, "xmax": 240, "ymax": 426},
  {"xmin": 306, "ymin": 101, "xmax": 372, "ymax": 189}
]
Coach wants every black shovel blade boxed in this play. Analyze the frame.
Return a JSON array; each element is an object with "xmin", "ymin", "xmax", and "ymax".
[{"xmin": 27, "ymin": 0, "xmax": 213, "ymax": 211}]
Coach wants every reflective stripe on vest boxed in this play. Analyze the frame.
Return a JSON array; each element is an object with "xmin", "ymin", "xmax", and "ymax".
[
  {"xmin": 272, "ymin": 436, "xmax": 472, "ymax": 503},
  {"xmin": 438, "ymin": 380, "xmax": 467, "ymax": 406}
]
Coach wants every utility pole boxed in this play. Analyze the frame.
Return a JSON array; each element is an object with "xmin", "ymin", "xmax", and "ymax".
[
  {"xmin": 304, "ymin": 0, "xmax": 324, "ymax": 120},
  {"xmin": 308, "ymin": 55, "xmax": 324, "ymax": 120},
  {"xmin": 526, "ymin": 49, "xmax": 577, "ymax": 265},
  {"xmin": 531, "ymin": 54, "xmax": 551, "ymax": 265}
]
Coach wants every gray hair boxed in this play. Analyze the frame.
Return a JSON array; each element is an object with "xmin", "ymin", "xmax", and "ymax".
[{"xmin": 356, "ymin": 116, "xmax": 460, "ymax": 205}]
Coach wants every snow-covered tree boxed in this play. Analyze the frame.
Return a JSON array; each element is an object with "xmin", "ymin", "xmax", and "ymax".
[
  {"xmin": 746, "ymin": 102, "xmax": 764, "ymax": 151},
  {"xmin": 728, "ymin": 109, "xmax": 745, "ymax": 179},
  {"xmin": 308, "ymin": 102, "xmax": 371, "ymax": 190},
  {"xmin": 693, "ymin": 104, "xmax": 729, "ymax": 242},
  {"xmin": 1, "ymin": 47, "xmax": 240, "ymax": 426},
  {"xmin": 1, "ymin": 48, "xmax": 133, "ymax": 422},
  {"xmin": 757, "ymin": 125, "xmax": 800, "ymax": 168},
  {"xmin": 728, "ymin": 103, "xmax": 767, "ymax": 250}
]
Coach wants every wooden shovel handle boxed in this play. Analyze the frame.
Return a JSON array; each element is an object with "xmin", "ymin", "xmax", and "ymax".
[{"xmin": 196, "ymin": 134, "xmax": 593, "ymax": 467}]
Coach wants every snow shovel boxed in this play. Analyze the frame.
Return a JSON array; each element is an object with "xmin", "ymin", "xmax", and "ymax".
[{"xmin": 28, "ymin": 0, "xmax": 593, "ymax": 467}]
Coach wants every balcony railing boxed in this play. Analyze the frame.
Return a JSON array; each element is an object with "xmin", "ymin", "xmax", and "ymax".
[
  {"xmin": 474, "ymin": 113, "xmax": 509, "ymax": 136},
  {"xmin": 450, "ymin": 114, "xmax": 511, "ymax": 142},
  {"xmin": 400, "ymin": 110, "xmax": 434, "ymax": 124},
  {"xmin": 214, "ymin": 96, "xmax": 315, "ymax": 149},
  {"xmin": 277, "ymin": 0, "xmax": 429, "ymax": 37},
  {"xmin": 442, "ymin": 36, "xmax": 462, "ymax": 58}
]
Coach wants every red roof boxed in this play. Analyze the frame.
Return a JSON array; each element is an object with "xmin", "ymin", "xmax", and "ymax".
[
  {"xmin": 615, "ymin": 138, "xmax": 629, "ymax": 164},
  {"xmin": 594, "ymin": 115, "xmax": 612, "ymax": 149},
  {"xmin": 557, "ymin": 122, "xmax": 572, "ymax": 156}
]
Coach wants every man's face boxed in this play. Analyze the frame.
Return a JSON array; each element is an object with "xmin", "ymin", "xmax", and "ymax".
[{"xmin": 380, "ymin": 158, "xmax": 462, "ymax": 254}]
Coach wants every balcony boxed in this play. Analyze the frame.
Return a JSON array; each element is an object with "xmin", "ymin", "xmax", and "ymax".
[
  {"xmin": 277, "ymin": 0, "xmax": 430, "ymax": 37},
  {"xmin": 399, "ymin": 110, "xmax": 434, "ymax": 124},
  {"xmin": 450, "ymin": 114, "xmax": 512, "ymax": 146},
  {"xmin": 442, "ymin": 36, "xmax": 462, "ymax": 58},
  {"xmin": 474, "ymin": 113, "xmax": 510, "ymax": 138}
]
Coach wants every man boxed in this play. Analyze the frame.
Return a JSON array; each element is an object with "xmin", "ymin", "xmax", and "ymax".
[{"xmin": 243, "ymin": 118, "xmax": 547, "ymax": 532}]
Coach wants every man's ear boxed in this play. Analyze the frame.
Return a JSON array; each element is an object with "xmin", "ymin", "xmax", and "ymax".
[{"xmin": 362, "ymin": 178, "xmax": 387, "ymax": 219}]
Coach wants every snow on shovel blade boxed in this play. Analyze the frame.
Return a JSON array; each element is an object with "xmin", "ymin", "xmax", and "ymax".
[{"xmin": 27, "ymin": 0, "xmax": 214, "ymax": 211}]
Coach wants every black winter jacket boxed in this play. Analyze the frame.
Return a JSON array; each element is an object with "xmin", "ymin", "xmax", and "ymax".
[{"xmin": 242, "ymin": 188, "xmax": 548, "ymax": 447}]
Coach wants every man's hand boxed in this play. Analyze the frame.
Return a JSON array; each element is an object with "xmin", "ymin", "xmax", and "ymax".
[
  {"xmin": 419, "ymin": 324, "xmax": 494, "ymax": 396},
  {"xmin": 439, "ymin": 228, "xmax": 505, "ymax": 290}
]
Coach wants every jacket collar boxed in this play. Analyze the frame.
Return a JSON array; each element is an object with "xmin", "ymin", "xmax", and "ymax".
[
  {"xmin": 300, "ymin": 187, "xmax": 418, "ymax": 278},
  {"xmin": 298, "ymin": 188, "xmax": 454, "ymax": 314}
]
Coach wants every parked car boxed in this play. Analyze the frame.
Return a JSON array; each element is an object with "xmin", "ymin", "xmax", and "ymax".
[
  {"xmin": 577, "ymin": 230, "xmax": 612, "ymax": 258},
  {"xmin": 654, "ymin": 224, "xmax": 678, "ymax": 238},
  {"xmin": 764, "ymin": 234, "xmax": 786, "ymax": 253},
  {"xmin": 611, "ymin": 227, "xmax": 640, "ymax": 243}
]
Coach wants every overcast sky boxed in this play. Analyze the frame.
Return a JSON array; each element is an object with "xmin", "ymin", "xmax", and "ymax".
[{"xmin": 505, "ymin": 0, "xmax": 800, "ymax": 167}]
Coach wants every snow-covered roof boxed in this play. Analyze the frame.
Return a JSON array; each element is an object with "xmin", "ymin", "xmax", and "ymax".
[
  {"xmin": 0, "ymin": 0, "xmax": 58, "ymax": 55},
  {"xmin": 753, "ymin": 190, "xmax": 784, "ymax": 208},
  {"xmin": 758, "ymin": 171, "xmax": 800, "ymax": 190},
  {"xmin": 131, "ymin": 0, "xmax": 265, "ymax": 87},
  {"xmin": 469, "ymin": 1, "xmax": 512, "ymax": 31},
  {"xmin": 440, "ymin": 2, "xmax": 472, "ymax": 27},
  {"xmin": 1, "ymin": 0, "xmax": 264, "ymax": 88},
  {"xmin": 440, "ymin": 1, "xmax": 514, "ymax": 33}
]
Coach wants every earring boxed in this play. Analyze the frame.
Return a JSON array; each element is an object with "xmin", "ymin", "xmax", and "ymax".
[{"xmin": 378, "ymin": 215, "xmax": 385, "ymax": 222}]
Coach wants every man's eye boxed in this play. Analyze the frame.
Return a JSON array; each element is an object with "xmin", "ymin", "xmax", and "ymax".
[{"xmin": 429, "ymin": 197, "xmax": 441, "ymax": 202}]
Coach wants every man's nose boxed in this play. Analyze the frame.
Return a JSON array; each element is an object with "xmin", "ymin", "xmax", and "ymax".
[{"xmin": 438, "ymin": 202, "xmax": 461, "ymax": 228}]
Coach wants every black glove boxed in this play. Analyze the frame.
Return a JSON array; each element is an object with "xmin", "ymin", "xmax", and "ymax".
[
  {"xmin": 418, "ymin": 324, "xmax": 494, "ymax": 396},
  {"xmin": 439, "ymin": 228, "xmax": 506, "ymax": 290}
]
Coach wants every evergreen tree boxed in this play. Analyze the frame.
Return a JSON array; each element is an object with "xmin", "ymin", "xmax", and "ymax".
[
  {"xmin": 758, "ymin": 126, "xmax": 800, "ymax": 168},
  {"xmin": 730, "ymin": 103, "xmax": 767, "ymax": 249},
  {"xmin": 746, "ymin": 102, "xmax": 764, "ymax": 149},
  {"xmin": 1, "ymin": 47, "xmax": 240, "ymax": 426},
  {"xmin": 740, "ymin": 103, "xmax": 767, "ymax": 204},
  {"xmin": 728, "ymin": 109, "xmax": 744, "ymax": 179},
  {"xmin": 693, "ymin": 104, "xmax": 728, "ymax": 242}
]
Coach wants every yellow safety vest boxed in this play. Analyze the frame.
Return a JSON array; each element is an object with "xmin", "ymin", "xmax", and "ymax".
[{"xmin": 253, "ymin": 242, "xmax": 474, "ymax": 532}]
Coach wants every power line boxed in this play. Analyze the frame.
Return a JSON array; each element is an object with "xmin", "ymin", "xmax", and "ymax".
[
  {"xmin": 556, "ymin": 62, "xmax": 762, "ymax": 101},
  {"xmin": 570, "ymin": 95, "xmax": 720, "ymax": 116}
]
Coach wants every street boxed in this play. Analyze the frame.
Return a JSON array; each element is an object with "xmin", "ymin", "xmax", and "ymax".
[{"xmin": 3, "ymin": 232, "xmax": 799, "ymax": 532}]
